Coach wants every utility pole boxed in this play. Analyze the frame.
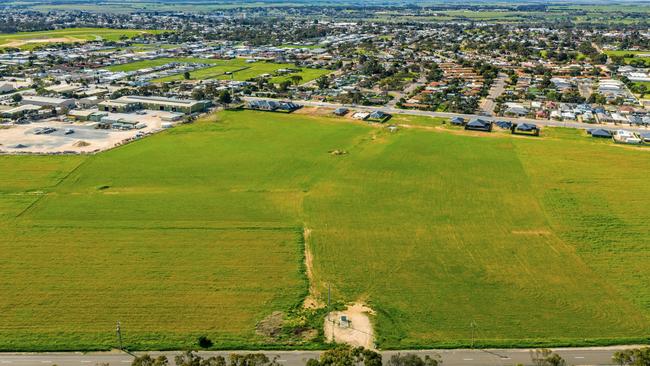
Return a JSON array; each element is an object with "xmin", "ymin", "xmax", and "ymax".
[
  {"xmin": 116, "ymin": 321, "xmax": 123, "ymax": 351},
  {"xmin": 328, "ymin": 284, "xmax": 334, "ymax": 342},
  {"xmin": 328, "ymin": 283, "xmax": 331, "ymax": 310},
  {"xmin": 470, "ymin": 320, "xmax": 477, "ymax": 349}
]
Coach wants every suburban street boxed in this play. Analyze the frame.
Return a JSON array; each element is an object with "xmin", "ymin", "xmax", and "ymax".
[
  {"xmin": 479, "ymin": 73, "xmax": 507, "ymax": 115},
  {"xmin": 243, "ymin": 96, "xmax": 650, "ymax": 133},
  {"xmin": 0, "ymin": 346, "xmax": 639, "ymax": 366}
]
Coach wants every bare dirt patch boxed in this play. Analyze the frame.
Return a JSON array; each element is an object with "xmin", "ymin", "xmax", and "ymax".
[
  {"xmin": 302, "ymin": 227, "xmax": 325, "ymax": 309},
  {"xmin": 256, "ymin": 311, "xmax": 285, "ymax": 338},
  {"xmin": 324, "ymin": 303, "xmax": 375, "ymax": 349},
  {"xmin": 294, "ymin": 106, "xmax": 334, "ymax": 117},
  {"xmin": 2, "ymin": 37, "xmax": 82, "ymax": 48}
]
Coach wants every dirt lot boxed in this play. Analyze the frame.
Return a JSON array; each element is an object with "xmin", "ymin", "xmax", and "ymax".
[
  {"xmin": 0, "ymin": 110, "xmax": 172, "ymax": 154},
  {"xmin": 2, "ymin": 37, "xmax": 85, "ymax": 48},
  {"xmin": 324, "ymin": 303, "xmax": 375, "ymax": 349}
]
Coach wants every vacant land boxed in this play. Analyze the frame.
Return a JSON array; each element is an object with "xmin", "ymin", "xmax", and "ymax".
[
  {"xmin": 109, "ymin": 57, "xmax": 330, "ymax": 84},
  {"xmin": 269, "ymin": 68, "xmax": 331, "ymax": 84},
  {"xmin": 210, "ymin": 61, "xmax": 329, "ymax": 83},
  {"xmin": 154, "ymin": 64, "xmax": 247, "ymax": 82},
  {"xmin": 0, "ymin": 28, "xmax": 162, "ymax": 50},
  {"xmin": 104, "ymin": 57, "xmax": 230, "ymax": 72},
  {"xmin": 0, "ymin": 111, "xmax": 649, "ymax": 351}
]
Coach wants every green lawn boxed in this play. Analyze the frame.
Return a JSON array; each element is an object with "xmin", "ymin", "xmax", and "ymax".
[
  {"xmin": 1, "ymin": 111, "xmax": 649, "ymax": 351},
  {"xmin": 0, "ymin": 28, "xmax": 163, "ymax": 50}
]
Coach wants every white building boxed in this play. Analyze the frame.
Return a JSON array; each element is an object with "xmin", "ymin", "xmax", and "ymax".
[{"xmin": 21, "ymin": 95, "xmax": 76, "ymax": 109}]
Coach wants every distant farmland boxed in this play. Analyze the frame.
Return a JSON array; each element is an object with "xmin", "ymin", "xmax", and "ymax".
[
  {"xmin": 0, "ymin": 28, "xmax": 164, "ymax": 50},
  {"xmin": 0, "ymin": 111, "xmax": 649, "ymax": 351}
]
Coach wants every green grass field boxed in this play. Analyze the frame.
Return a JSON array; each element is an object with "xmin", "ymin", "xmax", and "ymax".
[
  {"xmin": 213, "ymin": 62, "xmax": 330, "ymax": 84},
  {"xmin": 269, "ymin": 68, "xmax": 331, "ymax": 84},
  {"xmin": 105, "ymin": 57, "xmax": 234, "ymax": 72},
  {"xmin": 154, "ymin": 64, "xmax": 246, "ymax": 82},
  {"xmin": 114, "ymin": 58, "xmax": 332, "ymax": 84},
  {"xmin": 0, "ymin": 28, "xmax": 163, "ymax": 50},
  {"xmin": 1, "ymin": 111, "xmax": 649, "ymax": 351},
  {"xmin": 109, "ymin": 58, "xmax": 331, "ymax": 84},
  {"xmin": 604, "ymin": 50, "xmax": 650, "ymax": 66}
]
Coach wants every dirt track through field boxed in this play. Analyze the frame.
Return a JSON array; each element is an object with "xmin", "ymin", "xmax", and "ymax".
[{"xmin": 302, "ymin": 227, "xmax": 324, "ymax": 309}]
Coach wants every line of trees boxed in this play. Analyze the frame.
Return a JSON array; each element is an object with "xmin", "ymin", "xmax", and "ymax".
[
  {"xmin": 613, "ymin": 347, "xmax": 650, "ymax": 366},
  {"xmin": 128, "ymin": 346, "xmax": 650, "ymax": 366},
  {"xmin": 130, "ymin": 346, "xmax": 442, "ymax": 366}
]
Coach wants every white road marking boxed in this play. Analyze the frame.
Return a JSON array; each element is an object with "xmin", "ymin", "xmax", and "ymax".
[
  {"xmin": 121, "ymin": 361, "xmax": 132, "ymax": 363},
  {"xmin": 41, "ymin": 362, "xmax": 51, "ymax": 364},
  {"xmin": 81, "ymin": 361, "xmax": 92, "ymax": 363},
  {"xmin": 462, "ymin": 358, "xmax": 474, "ymax": 361},
  {"xmin": 1, "ymin": 361, "xmax": 13, "ymax": 364},
  {"xmin": 575, "ymin": 356, "xmax": 585, "ymax": 359}
]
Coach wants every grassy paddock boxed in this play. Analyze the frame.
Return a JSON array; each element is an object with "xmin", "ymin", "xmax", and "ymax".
[
  {"xmin": 0, "ymin": 28, "xmax": 163, "ymax": 50},
  {"xmin": 104, "ymin": 57, "xmax": 239, "ymax": 72},
  {"xmin": 0, "ymin": 111, "xmax": 649, "ymax": 350},
  {"xmin": 108, "ymin": 58, "xmax": 331, "ymax": 84}
]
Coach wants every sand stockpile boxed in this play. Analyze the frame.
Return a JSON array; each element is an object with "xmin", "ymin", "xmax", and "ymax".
[{"xmin": 73, "ymin": 141, "xmax": 91, "ymax": 147}]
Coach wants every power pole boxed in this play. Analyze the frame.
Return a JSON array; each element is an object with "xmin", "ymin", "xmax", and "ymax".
[
  {"xmin": 328, "ymin": 284, "xmax": 334, "ymax": 342},
  {"xmin": 470, "ymin": 320, "xmax": 477, "ymax": 349},
  {"xmin": 328, "ymin": 283, "xmax": 331, "ymax": 310},
  {"xmin": 116, "ymin": 321, "xmax": 123, "ymax": 351}
]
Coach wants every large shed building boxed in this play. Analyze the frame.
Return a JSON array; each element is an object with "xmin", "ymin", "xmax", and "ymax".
[{"xmin": 114, "ymin": 96, "xmax": 210, "ymax": 114}]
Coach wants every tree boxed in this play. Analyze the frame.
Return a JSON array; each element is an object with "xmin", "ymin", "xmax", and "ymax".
[
  {"xmin": 612, "ymin": 347, "xmax": 650, "ymax": 366},
  {"xmin": 131, "ymin": 354, "xmax": 169, "ymax": 366},
  {"xmin": 546, "ymin": 354, "xmax": 565, "ymax": 366},
  {"xmin": 174, "ymin": 351, "xmax": 201, "ymax": 366},
  {"xmin": 509, "ymin": 73, "xmax": 519, "ymax": 86},
  {"xmin": 218, "ymin": 90, "xmax": 232, "ymax": 107},
  {"xmin": 197, "ymin": 335, "xmax": 213, "ymax": 348},
  {"xmin": 530, "ymin": 349, "xmax": 565, "ymax": 366},
  {"xmin": 387, "ymin": 353, "xmax": 441, "ymax": 366},
  {"xmin": 11, "ymin": 93, "xmax": 22, "ymax": 103},
  {"xmin": 531, "ymin": 349, "xmax": 553, "ymax": 366},
  {"xmin": 306, "ymin": 345, "xmax": 382, "ymax": 366},
  {"xmin": 184, "ymin": 71, "xmax": 191, "ymax": 80},
  {"xmin": 588, "ymin": 92, "xmax": 607, "ymax": 105},
  {"xmin": 191, "ymin": 89, "xmax": 206, "ymax": 101},
  {"xmin": 279, "ymin": 80, "xmax": 292, "ymax": 92},
  {"xmin": 290, "ymin": 75, "xmax": 303, "ymax": 86},
  {"xmin": 316, "ymin": 75, "xmax": 329, "ymax": 89},
  {"xmin": 229, "ymin": 353, "xmax": 278, "ymax": 366},
  {"xmin": 539, "ymin": 74, "xmax": 553, "ymax": 90},
  {"xmin": 613, "ymin": 350, "xmax": 634, "ymax": 366},
  {"xmin": 630, "ymin": 83, "xmax": 647, "ymax": 98}
]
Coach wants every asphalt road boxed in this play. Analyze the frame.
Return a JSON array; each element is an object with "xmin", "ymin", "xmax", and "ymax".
[
  {"xmin": 479, "ymin": 73, "xmax": 507, "ymax": 116},
  {"xmin": 243, "ymin": 96, "xmax": 650, "ymax": 133},
  {"xmin": 0, "ymin": 346, "xmax": 638, "ymax": 366}
]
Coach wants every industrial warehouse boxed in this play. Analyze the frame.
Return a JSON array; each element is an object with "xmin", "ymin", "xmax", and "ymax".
[{"xmin": 0, "ymin": 90, "xmax": 211, "ymax": 154}]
